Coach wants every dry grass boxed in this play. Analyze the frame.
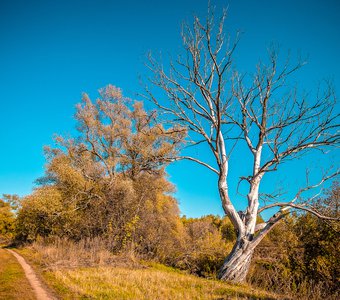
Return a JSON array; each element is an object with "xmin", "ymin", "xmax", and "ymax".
[
  {"xmin": 25, "ymin": 237, "xmax": 141, "ymax": 270},
  {"xmin": 47, "ymin": 263, "xmax": 278, "ymax": 299},
  {"xmin": 16, "ymin": 239, "xmax": 280, "ymax": 299},
  {"xmin": 0, "ymin": 248, "xmax": 36, "ymax": 300}
]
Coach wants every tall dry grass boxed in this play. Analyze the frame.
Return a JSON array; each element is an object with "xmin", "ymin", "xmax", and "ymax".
[{"xmin": 27, "ymin": 237, "xmax": 141, "ymax": 270}]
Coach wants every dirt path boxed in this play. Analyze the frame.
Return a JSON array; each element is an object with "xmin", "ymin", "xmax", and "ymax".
[{"xmin": 6, "ymin": 249, "xmax": 54, "ymax": 300}]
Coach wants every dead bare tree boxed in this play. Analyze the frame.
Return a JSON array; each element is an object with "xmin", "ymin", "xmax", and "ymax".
[{"xmin": 144, "ymin": 8, "xmax": 340, "ymax": 283}]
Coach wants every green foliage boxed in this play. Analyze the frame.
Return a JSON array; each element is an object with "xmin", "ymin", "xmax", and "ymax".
[
  {"xmin": 290, "ymin": 184, "xmax": 339, "ymax": 296},
  {"xmin": 250, "ymin": 184, "xmax": 340, "ymax": 299},
  {"xmin": 0, "ymin": 196, "xmax": 17, "ymax": 239},
  {"xmin": 173, "ymin": 215, "xmax": 235, "ymax": 277},
  {"xmin": 15, "ymin": 187, "xmax": 74, "ymax": 241},
  {"xmin": 293, "ymin": 209, "xmax": 339, "ymax": 294}
]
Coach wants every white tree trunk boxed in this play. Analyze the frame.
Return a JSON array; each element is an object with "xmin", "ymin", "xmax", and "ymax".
[
  {"xmin": 218, "ymin": 176, "xmax": 255, "ymax": 283},
  {"xmin": 218, "ymin": 238, "xmax": 253, "ymax": 282},
  {"xmin": 218, "ymin": 168, "xmax": 261, "ymax": 283}
]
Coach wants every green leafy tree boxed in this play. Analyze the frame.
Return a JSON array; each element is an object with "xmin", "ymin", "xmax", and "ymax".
[{"xmin": 0, "ymin": 196, "xmax": 16, "ymax": 239}]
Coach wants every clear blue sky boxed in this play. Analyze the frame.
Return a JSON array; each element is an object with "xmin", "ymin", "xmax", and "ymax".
[{"xmin": 1, "ymin": 0, "xmax": 339, "ymax": 217}]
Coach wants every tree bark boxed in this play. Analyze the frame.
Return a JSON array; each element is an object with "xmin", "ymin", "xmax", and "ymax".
[{"xmin": 218, "ymin": 238, "xmax": 253, "ymax": 282}]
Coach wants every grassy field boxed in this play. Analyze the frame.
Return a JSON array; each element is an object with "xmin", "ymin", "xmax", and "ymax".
[
  {"xmin": 16, "ymin": 245, "xmax": 279, "ymax": 300},
  {"xmin": 0, "ymin": 248, "xmax": 36, "ymax": 300},
  {"xmin": 45, "ymin": 263, "xmax": 278, "ymax": 300}
]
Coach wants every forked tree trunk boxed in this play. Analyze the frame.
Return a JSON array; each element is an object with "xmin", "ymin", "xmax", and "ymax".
[
  {"xmin": 218, "ymin": 238, "xmax": 254, "ymax": 282},
  {"xmin": 217, "ymin": 162, "xmax": 256, "ymax": 283}
]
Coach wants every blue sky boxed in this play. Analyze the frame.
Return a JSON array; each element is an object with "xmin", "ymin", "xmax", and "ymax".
[{"xmin": 0, "ymin": 0, "xmax": 339, "ymax": 217}]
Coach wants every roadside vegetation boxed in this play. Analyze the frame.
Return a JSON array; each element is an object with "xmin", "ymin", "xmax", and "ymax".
[
  {"xmin": 15, "ymin": 244, "xmax": 278, "ymax": 300},
  {"xmin": 5, "ymin": 182, "xmax": 338, "ymax": 299}
]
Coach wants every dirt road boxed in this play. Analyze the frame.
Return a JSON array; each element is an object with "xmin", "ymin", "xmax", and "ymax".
[{"xmin": 6, "ymin": 249, "xmax": 54, "ymax": 300}]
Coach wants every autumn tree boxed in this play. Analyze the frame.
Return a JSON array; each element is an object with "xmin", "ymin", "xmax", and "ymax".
[
  {"xmin": 145, "ymin": 9, "xmax": 340, "ymax": 282},
  {"xmin": 0, "ymin": 196, "xmax": 16, "ymax": 239},
  {"xmin": 19, "ymin": 85, "xmax": 185, "ymax": 254}
]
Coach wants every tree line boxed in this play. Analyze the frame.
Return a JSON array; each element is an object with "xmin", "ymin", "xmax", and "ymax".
[
  {"xmin": 1, "ymin": 177, "xmax": 339, "ymax": 298},
  {"xmin": 0, "ymin": 85, "xmax": 338, "ymax": 298}
]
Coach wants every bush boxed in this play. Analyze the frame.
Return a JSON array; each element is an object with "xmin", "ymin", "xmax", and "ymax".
[{"xmin": 0, "ymin": 198, "xmax": 16, "ymax": 240}]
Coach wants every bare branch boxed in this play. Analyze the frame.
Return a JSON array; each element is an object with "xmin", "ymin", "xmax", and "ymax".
[
  {"xmin": 259, "ymin": 170, "xmax": 340, "ymax": 214},
  {"xmin": 260, "ymin": 202, "xmax": 339, "ymax": 220},
  {"xmin": 171, "ymin": 156, "xmax": 219, "ymax": 175}
]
